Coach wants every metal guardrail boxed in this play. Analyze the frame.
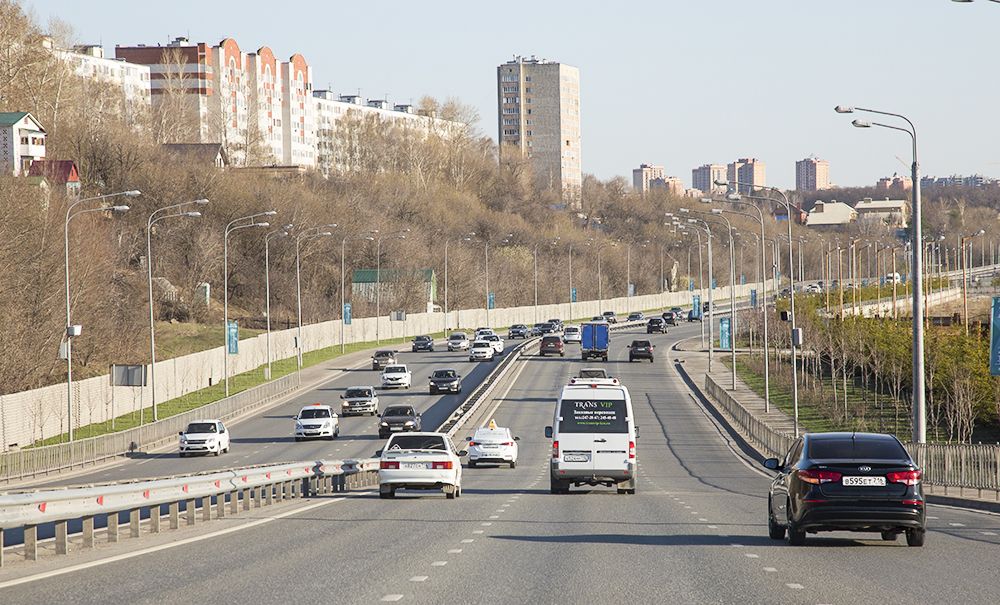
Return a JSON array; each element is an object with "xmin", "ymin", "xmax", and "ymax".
[
  {"xmin": 0, "ymin": 457, "xmax": 379, "ymax": 567},
  {"xmin": 0, "ymin": 372, "xmax": 301, "ymax": 485},
  {"xmin": 703, "ymin": 374, "xmax": 1000, "ymax": 497}
]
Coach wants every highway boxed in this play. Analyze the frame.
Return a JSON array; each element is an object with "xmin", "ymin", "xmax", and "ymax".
[{"xmin": 4, "ymin": 321, "xmax": 1000, "ymax": 603}]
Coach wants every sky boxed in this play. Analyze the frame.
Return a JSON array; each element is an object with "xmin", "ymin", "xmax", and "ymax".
[{"xmin": 24, "ymin": 0, "xmax": 1000, "ymax": 190}]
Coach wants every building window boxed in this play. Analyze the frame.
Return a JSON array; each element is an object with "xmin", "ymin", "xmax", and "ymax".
[{"xmin": 525, "ymin": 76, "xmax": 531, "ymax": 82}]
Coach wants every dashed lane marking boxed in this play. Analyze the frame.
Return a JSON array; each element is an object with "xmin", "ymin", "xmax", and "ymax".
[
  {"xmin": 744, "ymin": 553, "xmax": 759, "ymax": 559},
  {"xmin": 431, "ymin": 561, "xmax": 448, "ymax": 567},
  {"xmin": 763, "ymin": 567, "xmax": 777, "ymax": 573},
  {"xmin": 785, "ymin": 584, "xmax": 804, "ymax": 590},
  {"xmin": 410, "ymin": 577, "xmax": 428, "ymax": 583},
  {"xmin": 949, "ymin": 522, "xmax": 966, "ymax": 527},
  {"xmin": 461, "ymin": 539, "xmax": 474, "ymax": 543},
  {"xmin": 381, "ymin": 595, "xmax": 404, "ymax": 602},
  {"xmin": 473, "ymin": 530, "xmax": 485, "ymax": 534},
  {"xmin": 481, "ymin": 522, "xmax": 493, "ymax": 526},
  {"xmin": 981, "ymin": 531, "xmax": 997, "ymax": 536},
  {"xmin": 707, "ymin": 525, "xmax": 718, "ymax": 529},
  {"xmin": 448, "ymin": 549, "xmax": 463, "ymax": 554}
]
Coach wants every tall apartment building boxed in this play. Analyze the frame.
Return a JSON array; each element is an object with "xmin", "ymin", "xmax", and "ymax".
[
  {"xmin": 497, "ymin": 56, "xmax": 582, "ymax": 206},
  {"xmin": 632, "ymin": 163, "xmax": 664, "ymax": 194},
  {"xmin": 649, "ymin": 176, "xmax": 685, "ymax": 196},
  {"xmin": 727, "ymin": 158, "xmax": 766, "ymax": 194},
  {"xmin": 116, "ymin": 37, "xmax": 315, "ymax": 167},
  {"xmin": 692, "ymin": 163, "xmax": 726, "ymax": 194},
  {"xmin": 44, "ymin": 40, "xmax": 151, "ymax": 126},
  {"xmin": 795, "ymin": 156, "xmax": 830, "ymax": 192}
]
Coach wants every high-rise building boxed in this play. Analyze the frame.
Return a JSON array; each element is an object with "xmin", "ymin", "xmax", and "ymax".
[
  {"xmin": 649, "ymin": 176, "xmax": 685, "ymax": 196},
  {"xmin": 727, "ymin": 158, "xmax": 766, "ymax": 194},
  {"xmin": 795, "ymin": 156, "xmax": 830, "ymax": 192},
  {"xmin": 632, "ymin": 163, "xmax": 664, "ymax": 194},
  {"xmin": 692, "ymin": 163, "xmax": 726, "ymax": 194},
  {"xmin": 45, "ymin": 40, "xmax": 151, "ymax": 126},
  {"xmin": 497, "ymin": 56, "xmax": 582, "ymax": 206}
]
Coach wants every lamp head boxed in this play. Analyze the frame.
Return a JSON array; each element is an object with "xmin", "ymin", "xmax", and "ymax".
[
  {"xmin": 699, "ymin": 198, "xmax": 712, "ymax": 204},
  {"xmin": 193, "ymin": 198, "xmax": 209, "ymax": 205},
  {"xmin": 713, "ymin": 179, "xmax": 728, "ymax": 187},
  {"xmin": 183, "ymin": 211, "xmax": 202, "ymax": 218},
  {"xmin": 111, "ymin": 205, "xmax": 130, "ymax": 212},
  {"xmin": 851, "ymin": 119, "xmax": 871, "ymax": 128},
  {"xmin": 318, "ymin": 231, "xmax": 333, "ymax": 236},
  {"xmin": 726, "ymin": 193, "xmax": 741, "ymax": 201},
  {"xmin": 263, "ymin": 210, "xmax": 278, "ymax": 216},
  {"xmin": 679, "ymin": 208, "xmax": 690, "ymax": 213},
  {"xmin": 124, "ymin": 190, "xmax": 142, "ymax": 197},
  {"xmin": 834, "ymin": 105, "xmax": 855, "ymax": 114},
  {"xmin": 257, "ymin": 222, "xmax": 271, "ymax": 228}
]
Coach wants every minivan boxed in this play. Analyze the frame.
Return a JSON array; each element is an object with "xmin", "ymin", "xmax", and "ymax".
[{"xmin": 545, "ymin": 382, "xmax": 636, "ymax": 494}]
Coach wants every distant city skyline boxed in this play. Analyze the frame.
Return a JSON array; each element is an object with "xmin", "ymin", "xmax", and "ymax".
[{"xmin": 24, "ymin": 0, "xmax": 1000, "ymax": 189}]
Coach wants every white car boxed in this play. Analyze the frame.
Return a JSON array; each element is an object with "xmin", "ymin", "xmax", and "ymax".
[
  {"xmin": 563, "ymin": 326, "xmax": 581, "ymax": 344},
  {"xmin": 179, "ymin": 419, "xmax": 230, "ymax": 457},
  {"xmin": 469, "ymin": 340, "xmax": 496, "ymax": 361},
  {"xmin": 475, "ymin": 328, "xmax": 495, "ymax": 340},
  {"xmin": 447, "ymin": 332, "xmax": 470, "ymax": 351},
  {"xmin": 467, "ymin": 425, "xmax": 519, "ymax": 468},
  {"xmin": 484, "ymin": 333, "xmax": 504, "ymax": 354},
  {"xmin": 381, "ymin": 364, "xmax": 412, "ymax": 389},
  {"xmin": 377, "ymin": 432, "xmax": 465, "ymax": 499},
  {"xmin": 294, "ymin": 404, "xmax": 340, "ymax": 440}
]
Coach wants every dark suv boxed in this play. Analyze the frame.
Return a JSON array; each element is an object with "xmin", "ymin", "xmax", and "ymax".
[
  {"xmin": 411, "ymin": 335, "xmax": 434, "ymax": 352},
  {"xmin": 661, "ymin": 311, "xmax": 678, "ymax": 326},
  {"xmin": 764, "ymin": 432, "xmax": 926, "ymax": 547},
  {"xmin": 627, "ymin": 339, "xmax": 655, "ymax": 362},
  {"xmin": 539, "ymin": 335, "xmax": 565, "ymax": 357},
  {"xmin": 371, "ymin": 350, "xmax": 397, "ymax": 370},
  {"xmin": 378, "ymin": 405, "xmax": 422, "ymax": 439},
  {"xmin": 646, "ymin": 318, "xmax": 666, "ymax": 334}
]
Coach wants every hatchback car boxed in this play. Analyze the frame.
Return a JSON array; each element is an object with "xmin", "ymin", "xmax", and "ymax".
[
  {"xmin": 627, "ymin": 312, "xmax": 644, "ymax": 322},
  {"xmin": 646, "ymin": 317, "xmax": 666, "ymax": 333},
  {"xmin": 179, "ymin": 419, "xmax": 230, "ymax": 457},
  {"xmin": 467, "ymin": 425, "xmax": 520, "ymax": 468},
  {"xmin": 371, "ymin": 350, "xmax": 397, "ymax": 370},
  {"xmin": 411, "ymin": 335, "xmax": 434, "ymax": 352},
  {"xmin": 563, "ymin": 325, "xmax": 582, "ymax": 343},
  {"xmin": 293, "ymin": 404, "xmax": 340, "ymax": 441},
  {"xmin": 627, "ymin": 339, "xmax": 655, "ymax": 363},
  {"xmin": 377, "ymin": 432, "xmax": 465, "ymax": 499},
  {"xmin": 662, "ymin": 311, "xmax": 678, "ymax": 326},
  {"xmin": 428, "ymin": 368, "xmax": 462, "ymax": 394},
  {"xmin": 764, "ymin": 432, "xmax": 926, "ymax": 547},
  {"xmin": 508, "ymin": 324, "xmax": 529, "ymax": 339},
  {"xmin": 378, "ymin": 405, "xmax": 422, "ymax": 438},
  {"xmin": 539, "ymin": 335, "xmax": 565, "ymax": 357}
]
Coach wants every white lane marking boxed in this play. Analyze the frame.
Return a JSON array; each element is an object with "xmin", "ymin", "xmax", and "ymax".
[
  {"xmin": 689, "ymin": 512, "xmax": 698, "ymax": 515},
  {"xmin": 949, "ymin": 522, "xmax": 966, "ymax": 527},
  {"xmin": 744, "ymin": 553, "xmax": 759, "ymax": 559},
  {"xmin": 763, "ymin": 567, "xmax": 777, "ymax": 573},
  {"xmin": 481, "ymin": 522, "xmax": 493, "ymax": 526},
  {"xmin": 489, "ymin": 515, "xmax": 499, "ymax": 519},
  {"xmin": 707, "ymin": 525, "xmax": 718, "ymax": 529},
  {"xmin": 926, "ymin": 515, "xmax": 939, "ymax": 519},
  {"xmin": 410, "ymin": 576, "xmax": 428, "ymax": 582},
  {"xmin": 431, "ymin": 561, "xmax": 448, "ymax": 567},
  {"xmin": 381, "ymin": 595, "xmax": 404, "ymax": 602},
  {"xmin": 461, "ymin": 539, "xmax": 474, "ymax": 543},
  {"xmin": 699, "ymin": 518, "xmax": 708, "ymax": 522},
  {"xmin": 447, "ymin": 549, "xmax": 463, "ymax": 554},
  {"xmin": 981, "ymin": 531, "xmax": 997, "ymax": 536},
  {"xmin": 730, "ymin": 543, "xmax": 744, "ymax": 548},
  {"xmin": 0, "ymin": 496, "xmax": 349, "ymax": 589},
  {"xmin": 684, "ymin": 506, "xmax": 691, "ymax": 509},
  {"xmin": 473, "ymin": 530, "xmax": 485, "ymax": 534},
  {"xmin": 495, "ymin": 509, "xmax": 505, "ymax": 513},
  {"xmin": 785, "ymin": 583, "xmax": 804, "ymax": 590}
]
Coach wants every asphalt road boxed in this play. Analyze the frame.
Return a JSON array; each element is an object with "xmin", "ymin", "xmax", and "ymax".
[{"xmin": 4, "ymin": 321, "xmax": 1000, "ymax": 603}]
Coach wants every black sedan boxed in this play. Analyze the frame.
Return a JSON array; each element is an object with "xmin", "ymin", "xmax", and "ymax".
[
  {"xmin": 764, "ymin": 432, "xmax": 926, "ymax": 547},
  {"xmin": 411, "ymin": 335, "xmax": 434, "ymax": 352},
  {"xmin": 428, "ymin": 368, "xmax": 462, "ymax": 394},
  {"xmin": 646, "ymin": 318, "xmax": 666, "ymax": 333},
  {"xmin": 378, "ymin": 405, "xmax": 422, "ymax": 439}
]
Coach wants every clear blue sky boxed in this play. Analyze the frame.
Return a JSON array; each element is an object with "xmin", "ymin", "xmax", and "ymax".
[{"xmin": 26, "ymin": 0, "xmax": 1000, "ymax": 189}]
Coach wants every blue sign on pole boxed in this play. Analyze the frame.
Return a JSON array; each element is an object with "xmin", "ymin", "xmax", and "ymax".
[
  {"xmin": 343, "ymin": 302, "xmax": 352, "ymax": 325},
  {"xmin": 720, "ymin": 317, "xmax": 731, "ymax": 350},
  {"xmin": 740, "ymin": 274, "xmax": 746, "ymax": 286},
  {"xmin": 751, "ymin": 289, "xmax": 758, "ymax": 309},
  {"xmin": 990, "ymin": 297, "xmax": 1000, "ymax": 376},
  {"xmin": 488, "ymin": 291, "xmax": 496, "ymax": 310},
  {"xmin": 689, "ymin": 280, "xmax": 695, "ymax": 291},
  {"xmin": 693, "ymin": 295, "xmax": 702, "ymax": 319},
  {"xmin": 880, "ymin": 276, "xmax": 886, "ymax": 287},
  {"xmin": 571, "ymin": 287, "xmax": 577, "ymax": 303},
  {"xmin": 226, "ymin": 320, "xmax": 239, "ymax": 355},
  {"xmin": 712, "ymin": 278, "xmax": 717, "ymax": 289}
]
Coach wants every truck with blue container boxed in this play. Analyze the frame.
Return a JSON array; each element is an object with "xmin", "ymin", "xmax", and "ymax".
[{"xmin": 580, "ymin": 322, "xmax": 610, "ymax": 361}]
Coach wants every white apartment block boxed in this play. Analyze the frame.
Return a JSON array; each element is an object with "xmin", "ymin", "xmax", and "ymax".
[
  {"xmin": 46, "ymin": 41, "xmax": 151, "ymax": 125},
  {"xmin": 633, "ymin": 163, "xmax": 664, "ymax": 194},
  {"xmin": 692, "ymin": 163, "xmax": 726, "ymax": 194},
  {"xmin": 497, "ymin": 56, "xmax": 582, "ymax": 206}
]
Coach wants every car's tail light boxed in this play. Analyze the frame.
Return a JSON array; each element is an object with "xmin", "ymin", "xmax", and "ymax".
[
  {"xmin": 628, "ymin": 441, "xmax": 636, "ymax": 459},
  {"xmin": 501, "ymin": 441, "xmax": 513, "ymax": 446},
  {"xmin": 887, "ymin": 470, "xmax": 922, "ymax": 485},
  {"xmin": 902, "ymin": 499, "xmax": 924, "ymax": 506},
  {"xmin": 552, "ymin": 440, "xmax": 559, "ymax": 459},
  {"xmin": 468, "ymin": 441, "xmax": 478, "ymax": 447},
  {"xmin": 380, "ymin": 461, "xmax": 399, "ymax": 469},
  {"xmin": 797, "ymin": 469, "xmax": 842, "ymax": 484},
  {"xmin": 432, "ymin": 461, "xmax": 453, "ymax": 470}
]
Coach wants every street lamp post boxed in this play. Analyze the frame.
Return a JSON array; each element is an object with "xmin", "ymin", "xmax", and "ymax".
[
  {"xmin": 291, "ymin": 226, "xmax": 335, "ymax": 365},
  {"xmin": 264, "ymin": 224, "xmax": 293, "ymax": 379},
  {"xmin": 684, "ymin": 213, "xmax": 715, "ymax": 370},
  {"xmin": 710, "ymin": 211, "xmax": 738, "ymax": 389},
  {"xmin": 224, "ymin": 211, "xmax": 276, "ymax": 396},
  {"xmin": 64, "ymin": 190, "xmax": 138, "ymax": 440},
  {"xmin": 962, "ymin": 229, "xmax": 986, "ymax": 335},
  {"xmin": 147, "ymin": 198, "xmax": 206, "ymax": 421},
  {"xmin": 342, "ymin": 233, "xmax": 373, "ymax": 354}
]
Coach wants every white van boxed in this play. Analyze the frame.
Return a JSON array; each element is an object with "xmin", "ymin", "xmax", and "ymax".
[{"xmin": 544, "ymin": 382, "xmax": 636, "ymax": 495}]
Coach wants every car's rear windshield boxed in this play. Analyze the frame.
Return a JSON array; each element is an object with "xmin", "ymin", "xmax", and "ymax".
[
  {"xmin": 299, "ymin": 408, "xmax": 331, "ymax": 419},
  {"xmin": 649, "ymin": 318, "xmax": 663, "ymax": 323},
  {"xmin": 433, "ymin": 370, "xmax": 457, "ymax": 378},
  {"xmin": 384, "ymin": 407, "xmax": 414, "ymax": 417},
  {"xmin": 186, "ymin": 422, "xmax": 216, "ymax": 433},
  {"xmin": 345, "ymin": 388, "xmax": 372, "ymax": 398},
  {"xmin": 387, "ymin": 435, "xmax": 446, "ymax": 451},
  {"xmin": 808, "ymin": 438, "xmax": 908, "ymax": 460},
  {"xmin": 631, "ymin": 341, "xmax": 651, "ymax": 347},
  {"xmin": 558, "ymin": 398, "xmax": 627, "ymax": 433},
  {"xmin": 374, "ymin": 351, "xmax": 394, "ymax": 357},
  {"xmin": 565, "ymin": 326, "xmax": 579, "ymax": 332},
  {"xmin": 542, "ymin": 336, "xmax": 561, "ymax": 344},
  {"xmin": 473, "ymin": 428, "xmax": 508, "ymax": 442},
  {"xmin": 578, "ymin": 369, "xmax": 607, "ymax": 378}
]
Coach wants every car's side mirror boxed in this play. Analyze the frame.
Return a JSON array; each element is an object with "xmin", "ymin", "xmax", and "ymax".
[
  {"xmin": 292, "ymin": 415, "xmax": 298, "ymax": 420},
  {"xmin": 457, "ymin": 450, "xmax": 468, "ymax": 457},
  {"xmin": 544, "ymin": 426, "xmax": 553, "ymax": 438},
  {"xmin": 178, "ymin": 431, "xmax": 184, "ymax": 436},
  {"xmin": 220, "ymin": 428, "xmax": 226, "ymax": 433},
  {"xmin": 514, "ymin": 436, "xmax": 521, "ymax": 441},
  {"xmin": 763, "ymin": 458, "xmax": 782, "ymax": 471},
  {"xmin": 466, "ymin": 436, "xmax": 472, "ymax": 441},
  {"xmin": 340, "ymin": 395, "xmax": 345, "ymax": 399},
  {"xmin": 375, "ymin": 450, "xmax": 383, "ymax": 457}
]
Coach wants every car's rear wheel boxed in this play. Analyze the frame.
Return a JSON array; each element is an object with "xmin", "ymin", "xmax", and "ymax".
[
  {"xmin": 446, "ymin": 487, "xmax": 457, "ymax": 500},
  {"xmin": 767, "ymin": 501, "xmax": 786, "ymax": 540},
  {"xmin": 786, "ymin": 502, "xmax": 806, "ymax": 545},
  {"xmin": 468, "ymin": 460, "xmax": 477, "ymax": 468},
  {"xmin": 550, "ymin": 478, "xmax": 569, "ymax": 494},
  {"xmin": 881, "ymin": 530, "xmax": 898, "ymax": 541},
  {"xmin": 905, "ymin": 528, "xmax": 925, "ymax": 547},
  {"xmin": 509, "ymin": 461, "xmax": 516, "ymax": 469}
]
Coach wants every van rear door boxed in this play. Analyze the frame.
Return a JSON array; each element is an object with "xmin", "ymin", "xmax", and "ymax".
[{"xmin": 557, "ymin": 392, "xmax": 629, "ymax": 473}]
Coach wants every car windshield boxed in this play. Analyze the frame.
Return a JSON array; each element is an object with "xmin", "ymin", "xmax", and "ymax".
[
  {"xmin": 558, "ymin": 398, "xmax": 627, "ymax": 433},
  {"xmin": 433, "ymin": 370, "xmax": 457, "ymax": 378},
  {"xmin": 473, "ymin": 341, "xmax": 491, "ymax": 348},
  {"xmin": 384, "ymin": 407, "xmax": 415, "ymax": 417},
  {"xmin": 512, "ymin": 325, "xmax": 526, "ymax": 329},
  {"xmin": 386, "ymin": 435, "xmax": 446, "ymax": 451},
  {"xmin": 345, "ymin": 388, "xmax": 372, "ymax": 398},
  {"xmin": 299, "ymin": 408, "xmax": 331, "ymax": 419},
  {"xmin": 808, "ymin": 438, "xmax": 909, "ymax": 460},
  {"xmin": 542, "ymin": 336, "xmax": 561, "ymax": 344},
  {"xmin": 415, "ymin": 336, "xmax": 431, "ymax": 342},
  {"xmin": 632, "ymin": 341, "xmax": 651, "ymax": 348},
  {"xmin": 385, "ymin": 366, "xmax": 406, "ymax": 373},
  {"xmin": 449, "ymin": 334, "xmax": 467, "ymax": 341},
  {"xmin": 541, "ymin": 323, "xmax": 555, "ymax": 329},
  {"xmin": 374, "ymin": 351, "xmax": 394, "ymax": 358},
  {"xmin": 186, "ymin": 422, "xmax": 216, "ymax": 433}
]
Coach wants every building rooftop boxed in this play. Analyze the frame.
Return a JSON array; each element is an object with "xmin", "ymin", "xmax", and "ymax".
[
  {"xmin": 0, "ymin": 111, "xmax": 30, "ymax": 126},
  {"xmin": 26, "ymin": 160, "xmax": 79, "ymax": 184}
]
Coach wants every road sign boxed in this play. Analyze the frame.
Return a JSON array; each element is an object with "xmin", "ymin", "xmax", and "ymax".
[
  {"xmin": 488, "ymin": 292, "xmax": 495, "ymax": 310},
  {"xmin": 390, "ymin": 311, "xmax": 406, "ymax": 321},
  {"xmin": 720, "ymin": 317, "xmax": 731, "ymax": 350},
  {"xmin": 693, "ymin": 295, "xmax": 702, "ymax": 319},
  {"xmin": 711, "ymin": 278, "xmax": 717, "ymax": 289},
  {"xmin": 750, "ymin": 289, "xmax": 758, "ymax": 309},
  {"xmin": 991, "ymin": 297, "xmax": 1000, "ymax": 376},
  {"xmin": 343, "ymin": 302, "xmax": 352, "ymax": 325},
  {"xmin": 226, "ymin": 320, "xmax": 239, "ymax": 355},
  {"xmin": 688, "ymin": 280, "xmax": 694, "ymax": 292},
  {"xmin": 628, "ymin": 283, "xmax": 635, "ymax": 297},
  {"xmin": 571, "ymin": 287, "xmax": 577, "ymax": 303},
  {"xmin": 740, "ymin": 274, "xmax": 746, "ymax": 285}
]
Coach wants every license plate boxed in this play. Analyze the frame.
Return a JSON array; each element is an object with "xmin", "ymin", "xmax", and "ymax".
[
  {"xmin": 402, "ymin": 462, "xmax": 429, "ymax": 469},
  {"xmin": 483, "ymin": 445, "xmax": 498, "ymax": 449},
  {"xmin": 564, "ymin": 454, "xmax": 589, "ymax": 462},
  {"xmin": 842, "ymin": 476, "xmax": 886, "ymax": 487},
  {"xmin": 390, "ymin": 427, "xmax": 403, "ymax": 432}
]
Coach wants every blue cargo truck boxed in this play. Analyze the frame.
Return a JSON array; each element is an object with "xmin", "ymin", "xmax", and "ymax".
[{"xmin": 580, "ymin": 322, "xmax": 610, "ymax": 361}]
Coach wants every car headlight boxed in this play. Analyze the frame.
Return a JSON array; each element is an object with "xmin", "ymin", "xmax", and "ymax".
[
  {"xmin": 404, "ymin": 421, "xmax": 415, "ymax": 426},
  {"xmin": 295, "ymin": 422, "xmax": 303, "ymax": 430},
  {"xmin": 206, "ymin": 438, "xmax": 216, "ymax": 446},
  {"xmin": 180, "ymin": 436, "xmax": 187, "ymax": 443},
  {"xmin": 380, "ymin": 421, "xmax": 389, "ymax": 427},
  {"xmin": 321, "ymin": 421, "xmax": 331, "ymax": 428}
]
